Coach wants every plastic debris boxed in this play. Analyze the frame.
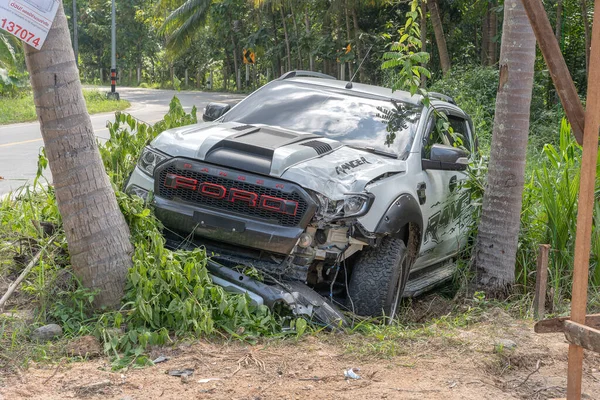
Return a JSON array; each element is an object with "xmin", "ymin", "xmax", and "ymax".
[
  {"xmin": 344, "ymin": 368, "xmax": 361, "ymax": 380},
  {"xmin": 198, "ymin": 378, "xmax": 222, "ymax": 383},
  {"xmin": 152, "ymin": 355, "xmax": 170, "ymax": 364},
  {"xmin": 167, "ymin": 368, "xmax": 194, "ymax": 377}
]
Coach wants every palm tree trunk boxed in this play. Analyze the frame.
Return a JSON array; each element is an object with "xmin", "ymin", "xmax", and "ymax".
[
  {"xmin": 280, "ymin": 6, "xmax": 292, "ymax": 72},
  {"xmin": 428, "ymin": 0, "xmax": 450, "ymax": 74},
  {"xmin": 473, "ymin": 0, "xmax": 536, "ymax": 292},
  {"xmin": 23, "ymin": 2, "xmax": 133, "ymax": 308}
]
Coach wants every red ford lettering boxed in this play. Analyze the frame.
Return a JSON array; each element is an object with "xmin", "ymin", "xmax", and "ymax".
[
  {"xmin": 164, "ymin": 174, "xmax": 298, "ymax": 216},
  {"xmin": 164, "ymin": 173, "xmax": 197, "ymax": 191},
  {"xmin": 260, "ymin": 195, "xmax": 298, "ymax": 216},
  {"xmin": 199, "ymin": 182, "xmax": 226, "ymax": 199},
  {"xmin": 229, "ymin": 188, "xmax": 258, "ymax": 206}
]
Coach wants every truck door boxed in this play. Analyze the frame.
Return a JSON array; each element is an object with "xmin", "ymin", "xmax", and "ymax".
[{"xmin": 413, "ymin": 112, "xmax": 472, "ymax": 268}]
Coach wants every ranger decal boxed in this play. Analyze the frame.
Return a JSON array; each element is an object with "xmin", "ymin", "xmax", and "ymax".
[
  {"xmin": 424, "ymin": 191, "xmax": 470, "ymax": 244},
  {"xmin": 335, "ymin": 157, "xmax": 371, "ymax": 175}
]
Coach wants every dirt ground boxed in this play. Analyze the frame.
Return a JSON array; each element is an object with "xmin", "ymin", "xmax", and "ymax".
[{"xmin": 1, "ymin": 306, "xmax": 599, "ymax": 400}]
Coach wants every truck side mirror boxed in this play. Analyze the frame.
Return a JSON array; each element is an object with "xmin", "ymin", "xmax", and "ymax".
[
  {"xmin": 203, "ymin": 102, "xmax": 231, "ymax": 122},
  {"xmin": 422, "ymin": 144, "xmax": 469, "ymax": 171}
]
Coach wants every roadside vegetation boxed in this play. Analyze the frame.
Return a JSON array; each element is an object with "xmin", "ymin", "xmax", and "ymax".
[
  {"xmin": 0, "ymin": 0, "xmax": 598, "ymax": 391},
  {"xmin": 1, "ymin": 94, "xmax": 598, "ymax": 372},
  {"xmin": 0, "ymin": 89, "xmax": 130, "ymax": 125}
]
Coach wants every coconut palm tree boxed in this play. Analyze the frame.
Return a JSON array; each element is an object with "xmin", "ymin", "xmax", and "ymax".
[
  {"xmin": 24, "ymin": 2, "xmax": 133, "ymax": 308},
  {"xmin": 472, "ymin": 0, "xmax": 536, "ymax": 292}
]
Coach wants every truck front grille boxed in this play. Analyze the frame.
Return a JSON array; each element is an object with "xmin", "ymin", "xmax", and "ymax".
[{"xmin": 156, "ymin": 162, "xmax": 311, "ymax": 227}]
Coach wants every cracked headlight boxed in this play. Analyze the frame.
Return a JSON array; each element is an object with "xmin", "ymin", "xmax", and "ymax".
[
  {"xmin": 137, "ymin": 146, "xmax": 169, "ymax": 176},
  {"xmin": 314, "ymin": 192, "xmax": 374, "ymax": 220}
]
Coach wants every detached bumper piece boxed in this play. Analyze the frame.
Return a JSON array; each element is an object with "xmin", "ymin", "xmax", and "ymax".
[{"xmin": 205, "ymin": 260, "xmax": 347, "ymax": 329}]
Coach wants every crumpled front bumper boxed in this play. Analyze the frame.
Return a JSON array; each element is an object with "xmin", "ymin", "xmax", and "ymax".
[
  {"xmin": 206, "ymin": 259, "xmax": 347, "ymax": 328},
  {"xmin": 153, "ymin": 196, "xmax": 305, "ymax": 255}
]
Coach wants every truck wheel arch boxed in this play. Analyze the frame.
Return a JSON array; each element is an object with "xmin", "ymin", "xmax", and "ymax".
[{"xmin": 374, "ymin": 194, "xmax": 423, "ymax": 258}]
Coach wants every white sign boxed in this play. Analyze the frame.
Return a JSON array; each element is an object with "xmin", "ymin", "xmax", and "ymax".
[{"xmin": 0, "ymin": 0, "xmax": 59, "ymax": 50}]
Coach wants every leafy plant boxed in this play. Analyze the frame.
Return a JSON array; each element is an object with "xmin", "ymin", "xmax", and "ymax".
[{"xmin": 515, "ymin": 119, "xmax": 600, "ymax": 310}]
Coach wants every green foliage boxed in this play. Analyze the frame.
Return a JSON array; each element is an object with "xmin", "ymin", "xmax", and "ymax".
[
  {"xmin": 428, "ymin": 66, "xmax": 499, "ymax": 150},
  {"xmin": 516, "ymin": 119, "xmax": 600, "ymax": 310},
  {"xmin": 381, "ymin": 0, "xmax": 430, "ymax": 96},
  {"xmin": 100, "ymin": 96, "xmax": 196, "ymax": 187}
]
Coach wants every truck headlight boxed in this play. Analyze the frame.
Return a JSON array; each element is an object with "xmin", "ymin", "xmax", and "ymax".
[
  {"xmin": 314, "ymin": 192, "xmax": 374, "ymax": 220},
  {"xmin": 137, "ymin": 146, "xmax": 169, "ymax": 176},
  {"xmin": 342, "ymin": 193, "xmax": 374, "ymax": 218}
]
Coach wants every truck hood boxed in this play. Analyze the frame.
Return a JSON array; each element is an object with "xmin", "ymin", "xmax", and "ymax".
[{"xmin": 151, "ymin": 121, "xmax": 406, "ymax": 199}]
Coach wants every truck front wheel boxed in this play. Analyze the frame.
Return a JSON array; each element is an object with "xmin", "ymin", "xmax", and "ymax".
[{"xmin": 347, "ymin": 237, "xmax": 412, "ymax": 320}]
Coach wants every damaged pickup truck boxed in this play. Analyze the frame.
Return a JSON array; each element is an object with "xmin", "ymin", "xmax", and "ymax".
[{"xmin": 126, "ymin": 71, "xmax": 477, "ymax": 325}]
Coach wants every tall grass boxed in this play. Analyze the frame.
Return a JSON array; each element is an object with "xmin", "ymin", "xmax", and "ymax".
[{"xmin": 517, "ymin": 119, "xmax": 600, "ymax": 310}]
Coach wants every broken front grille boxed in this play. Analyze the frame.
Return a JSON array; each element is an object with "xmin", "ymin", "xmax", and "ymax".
[{"xmin": 156, "ymin": 162, "xmax": 310, "ymax": 227}]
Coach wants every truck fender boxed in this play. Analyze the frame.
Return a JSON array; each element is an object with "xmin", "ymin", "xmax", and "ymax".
[{"xmin": 374, "ymin": 194, "xmax": 423, "ymax": 241}]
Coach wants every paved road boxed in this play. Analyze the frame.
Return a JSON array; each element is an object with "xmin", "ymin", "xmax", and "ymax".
[{"xmin": 0, "ymin": 87, "xmax": 244, "ymax": 195}]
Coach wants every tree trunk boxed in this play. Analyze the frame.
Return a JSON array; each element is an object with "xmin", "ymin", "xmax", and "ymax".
[
  {"xmin": 555, "ymin": 0, "xmax": 563, "ymax": 42},
  {"xmin": 420, "ymin": 0, "xmax": 427, "ymax": 87},
  {"xmin": 289, "ymin": 2, "xmax": 302, "ymax": 69},
  {"xmin": 473, "ymin": 0, "xmax": 536, "ymax": 292},
  {"xmin": 280, "ymin": 6, "xmax": 292, "ymax": 72},
  {"xmin": 428, "ymin": 0, "xmax": 450, "ymax": 74},
  {"xmin": 231, "ymin": 38, "xmax": 240, "ymax": 91},
  {"xmin": 271, "ymin": 8, "xmax": 282, "ymax": 77},
  {"xmin": 23, "ymin": 2, "xmax": 133, "ymax": 308},
  {"xmin": 305, "ymin": 12, "xmax": 314, "ymax": 71},
  {"xmin": 481, "ymin": 8, "xmax": 489, "ymax": 65},
  {"xmin": 351, "ymin": 7, "xmax": 363, "ymax": 82},
  {"xmin": 345, "ymin": 3, "xmax": 354, "ymax": 79},
  {"xmin": 487, "ymin": 0, "xmax": 498, "ymax": 66},
  {"xmin": 581, "ymin": 0, "xmax": 591, "ymax": 78}
]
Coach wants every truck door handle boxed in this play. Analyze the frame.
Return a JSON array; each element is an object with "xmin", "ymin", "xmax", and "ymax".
[
  {"xmin": 417, "ymin": 182, "xmax": 426, "ymax": 205},
  {"xmin": 449, "ymin": 175, "xmax": 457, "ymax": 192}
]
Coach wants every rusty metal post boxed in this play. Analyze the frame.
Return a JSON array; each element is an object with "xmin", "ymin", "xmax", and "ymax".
[{"xmin": 534, "ymin": 244, "xmax": 550, "ymax": 319}]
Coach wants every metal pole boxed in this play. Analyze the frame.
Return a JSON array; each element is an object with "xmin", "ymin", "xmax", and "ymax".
[
  {"xmin": 72, "ymin": 0, "xmax": 78, "ymax": 66},
  {"xmin": 108, "ymin": 0, "xmax": 119, "ymax": 100}
]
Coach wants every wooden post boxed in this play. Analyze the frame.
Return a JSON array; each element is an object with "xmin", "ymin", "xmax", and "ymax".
[
  {"xmin": 566, "ymin": 0, "xmax": 600, "ymax": 396},
  {"xmin": 534, "ymin": 244, "xmax": 550, "ymax": 319},
  {"xmin": 522, "ymin": 0, "xmax": 586, "ymax": 144},
  {"xmin": 565, "ymin": 321, "xmax": 600, "ymax": 354}
]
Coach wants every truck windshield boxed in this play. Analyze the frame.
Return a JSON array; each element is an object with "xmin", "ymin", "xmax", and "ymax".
[{"xmin": 222, "ymin": 81, "xmax": 421, "ymax": 158}]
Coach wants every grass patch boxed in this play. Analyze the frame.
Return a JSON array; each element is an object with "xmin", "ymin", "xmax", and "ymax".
[{"xmin": 0, "ymin": 89, "xmax": 130, "ymax": 125}]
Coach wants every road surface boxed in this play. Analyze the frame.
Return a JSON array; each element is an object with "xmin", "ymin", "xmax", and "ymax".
[{"xmin": 0, "ymin": 87, "xmax": 244, "ymax": 195}]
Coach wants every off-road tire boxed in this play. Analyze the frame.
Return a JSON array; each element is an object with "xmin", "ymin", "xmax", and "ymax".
[{"xmin": 347, "ymin": 237, "xmax": 411, "ymax": 318}]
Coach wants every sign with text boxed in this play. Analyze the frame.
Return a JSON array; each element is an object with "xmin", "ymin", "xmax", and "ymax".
[{"xmin": 0, "ymin": 0, "xmax": 59, "ymax": 50}]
